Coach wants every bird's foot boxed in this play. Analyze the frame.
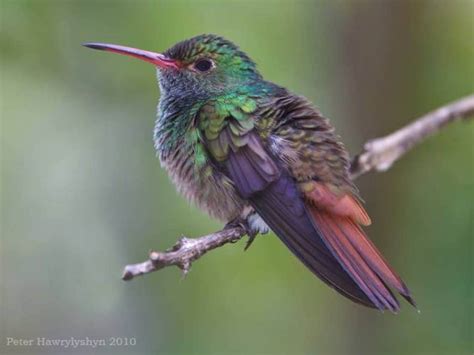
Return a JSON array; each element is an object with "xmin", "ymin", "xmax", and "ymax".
[
  {"xmin": 224, "ymin": 218, "xmax": 253, "ymax": 246},
  {"xmin": 224, "ymin": 213, "xmax": 269, "ymax": 251}
]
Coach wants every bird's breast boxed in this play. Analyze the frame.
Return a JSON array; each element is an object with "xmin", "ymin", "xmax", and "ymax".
[{"xmin": 157, "ymin": 141, "xmax": 245, "ymax": 222}]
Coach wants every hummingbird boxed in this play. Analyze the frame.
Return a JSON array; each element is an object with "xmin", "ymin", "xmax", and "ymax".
[{"xmin": 84, "ymin": 34, "xmax": 415, "ymax": 312}]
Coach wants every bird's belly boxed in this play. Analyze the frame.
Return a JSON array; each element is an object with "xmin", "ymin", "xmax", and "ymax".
[{"xmin": 159, "ymin": 148, "xmax": 245, "ymax": 222}]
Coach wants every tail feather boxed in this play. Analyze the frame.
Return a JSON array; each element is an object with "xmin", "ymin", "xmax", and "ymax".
[
  {"xmin": 343, "ymin": 218, "xmax": 415, "ymax": 307},
  {"xmin": 313, "ymin": 212, "xmax": 399, "ymax": 311},
  {"xmin": 309, "ymin": 207, "xmax": 416, "ymax": 310}
]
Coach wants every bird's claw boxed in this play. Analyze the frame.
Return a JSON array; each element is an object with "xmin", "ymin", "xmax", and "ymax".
[
  {"xmin": 224, "ymin": 218, "xmax": 258, "ymax": 250},
  {"xmin": 244, "ymin": 232, "xmax": 257, "ymax": 251}
]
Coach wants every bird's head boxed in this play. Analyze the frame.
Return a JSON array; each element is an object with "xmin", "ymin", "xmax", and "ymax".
[{"xmin": 83, "ymin": 34, "xmax": 261, "ymax": 99}]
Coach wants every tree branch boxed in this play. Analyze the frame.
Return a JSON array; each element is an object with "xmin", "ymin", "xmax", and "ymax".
[
  {"xmin": 349, "ymin": 95, "xmax": 474, "ymax": 178},
  {"xmin": 122, "ymin": 94, "xmax": 474, "ymax": 281}
]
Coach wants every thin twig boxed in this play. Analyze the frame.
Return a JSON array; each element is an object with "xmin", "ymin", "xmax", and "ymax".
[
  {"xmin": 122, "ymin": 94, "xmax": 474, "ymax": 281},
  {"xmin": 122, "ymin": 227, "xmax": 245, "ymax": 280}
]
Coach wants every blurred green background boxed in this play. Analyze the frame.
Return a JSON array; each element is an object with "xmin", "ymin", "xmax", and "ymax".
[{"xmin": 1, "ymin": 1, "xmax": 473, "ymax": 354}]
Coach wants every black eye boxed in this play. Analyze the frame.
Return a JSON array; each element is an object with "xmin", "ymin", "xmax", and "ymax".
[{"xmin": 194, "ymin": 58, "xmax": 213, "ymax": 72}]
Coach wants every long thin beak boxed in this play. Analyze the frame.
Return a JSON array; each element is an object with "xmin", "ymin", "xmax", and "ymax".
[{"xmin": 82, "ymin": 42, "xmax": 180, "ymax": 69}]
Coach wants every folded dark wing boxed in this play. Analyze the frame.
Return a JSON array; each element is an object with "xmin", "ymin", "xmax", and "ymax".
[{"xmin": 225, "ymin": 135, "xmax": 383, "ymax": 309}]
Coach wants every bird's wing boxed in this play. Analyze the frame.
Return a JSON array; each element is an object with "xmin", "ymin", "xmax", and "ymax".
[
  {"xmin": 268, "ymin": 94, "xmax": 415, "ymax": 311},
  {"xmin": 199, "ymin": 95, "xmax": 414, "ymax": 311},
  {"xmin": 224, "ymin": 133, "xmax": 382, "ymax": 309}
]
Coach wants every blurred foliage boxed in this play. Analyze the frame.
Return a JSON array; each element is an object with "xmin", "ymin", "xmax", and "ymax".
[{"xmin": 1, "ymin": 1, "xmax": 473, "ymax": 354}]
